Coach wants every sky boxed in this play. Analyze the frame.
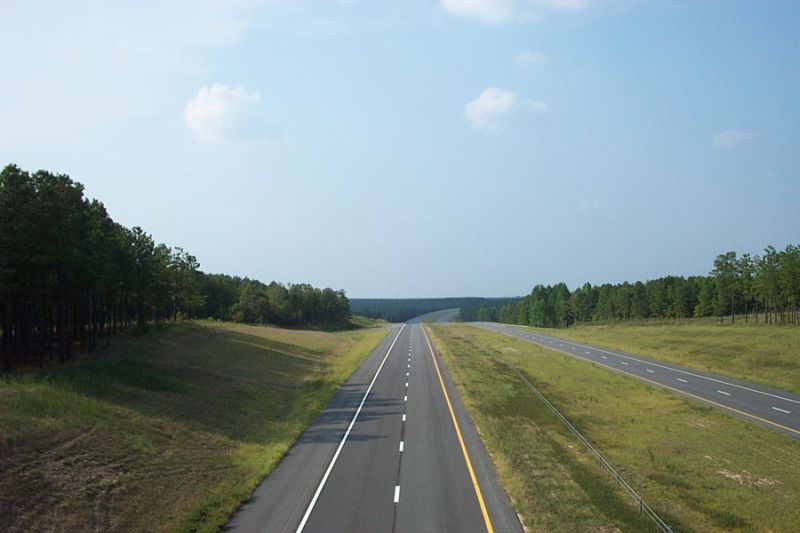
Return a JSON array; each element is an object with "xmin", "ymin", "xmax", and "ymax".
[{"xmin": 1, "ymin": 1, "xmax": 799, "ymax": 298}]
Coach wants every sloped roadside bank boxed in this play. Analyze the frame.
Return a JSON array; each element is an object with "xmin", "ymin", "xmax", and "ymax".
[{"xmin": 0, "ymin": 321, "xmax": 389, "ymax": 532}]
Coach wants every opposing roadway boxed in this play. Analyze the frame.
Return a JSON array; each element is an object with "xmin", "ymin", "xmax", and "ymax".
[
  {"xmin": 226, "ymin": 311, "xmax": 521, "ymax": 533},
  {"xmin": 473, "ymin": 322, "xmax": 800, "ymax": 439}
]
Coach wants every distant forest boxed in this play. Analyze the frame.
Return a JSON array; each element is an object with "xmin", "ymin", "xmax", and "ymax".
[
  {"xmin": 351, "ymin": 297, "xmax": 516, "ymax": 323},
  {"xmin": 463, "ymin": 245, "xmax": 800, "ymax": 328},
  {"xmin": 0, "ymin": 164, "xmax": 350, "ymax": 372}
]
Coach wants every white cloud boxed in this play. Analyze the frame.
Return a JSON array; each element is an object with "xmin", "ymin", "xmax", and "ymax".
[
  {"xmin": 441, "ymin": 0, "xmax": 516, "ymax": 24},
  {"xmin": 184, "ymin": 83, "xmax": 265, "ymax": 143},
  {"xmin": 441, "ymin": 0, "xmax": 588, "ymax": 23},
  {"xmin": 712, "ymin": 130, "xmax": 754, "ymax": 149},
  {"xmin": 465, "ymin": 87, "xmax": 546, "ymax": 131},
  {"xmin": 0, "ymin": 1, "xmax": 261, "ymax": 146},
  {"xmin": 514, "ymin": 50, "xmax": 546, "ymax": 67},
  {"xmin": 465, "ymin": 88, "xmax": 520, "ymax": 131}
]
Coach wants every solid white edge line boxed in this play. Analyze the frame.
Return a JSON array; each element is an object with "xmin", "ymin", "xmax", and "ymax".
[
  {"xmin": 295, "ymin": 324, "xmax": 406, "ymax": 533},
  {"xmin": 503, "ymin": 325, "xmax": 800, "ymax": 405},
  {"xmin": 394, "ymin": 485, "xmax": 400, "ymax": 503}
]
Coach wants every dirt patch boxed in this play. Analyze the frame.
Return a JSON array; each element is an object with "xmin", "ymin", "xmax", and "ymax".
[
  {"xmin": 717, "ymin": 469, "xmax": 779, "ymax": 488},
  {"xmin": 0, "ymin": 415, "xmax": 231, "ymax": 533},
  {"xmin": 501, "ymin": 347, "xmax": 520, "ymax": 354},
  {"xmin": 685, "ymin": 417, "xmax": 709, "ymax": 429}
]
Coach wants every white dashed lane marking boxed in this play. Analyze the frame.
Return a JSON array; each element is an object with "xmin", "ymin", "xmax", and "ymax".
[
  {"xmin": 511, "ymin": 327, "xmax": 800, "ymax": 406},
  {"xmin": 496, "ymin": 325, "xmax": 800, "ymax": 438}
]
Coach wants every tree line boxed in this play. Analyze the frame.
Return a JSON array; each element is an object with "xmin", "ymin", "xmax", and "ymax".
[
  {"xmin": 350, "ymin": 297, "xmax": 513, "ymax": 323},
  {"xmin": 454, "ymin": 298, "xmax": 519, "ymax": 322},
  {"xmin": 0, "ymin": 164, "xmax": 350, "ymax": 373},
  {"xmin": 464, "ymin": 245, "xmax": 800, "ymax": 328},
  {"xmin": 200, "ymin": 275, "xmax": 349, "ymax": 327}
]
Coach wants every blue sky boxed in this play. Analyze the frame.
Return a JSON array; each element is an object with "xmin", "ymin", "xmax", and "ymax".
[{"xmin": 2, "ymin": 1, "xmax": 798, "ymax": 297}]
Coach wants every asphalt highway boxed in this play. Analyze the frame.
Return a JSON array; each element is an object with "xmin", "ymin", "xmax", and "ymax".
[
  {"xmin": 226, "ymin": 314, "xmax": 521, "ymax": 533},
  {"xmin": 473, "ymin": 322, "xmax": 800, "ymax": 439}
]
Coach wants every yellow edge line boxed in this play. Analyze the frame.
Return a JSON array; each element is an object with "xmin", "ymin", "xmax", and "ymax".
[
  {"xmin": 422, "ymin": 325, "xmax": 494, "ymax": 533},
  {"xmin": 542, "ymin": 345, "xmax": 800, "ymax": 437}
]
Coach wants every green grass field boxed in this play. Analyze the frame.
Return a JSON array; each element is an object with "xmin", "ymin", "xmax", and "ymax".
[
  {"xmin": 428, "ymin": 323, "xmax": 800, "ymax": 532},
  {"xmin": 517, "ymin": 319, "xmax": 800, "ymax": 394},
  {"xmin": 348, "ymin": 315, "xmax": 391, "ymax": 329},
  {"xmin": 0, "ymin": 320, "xmax": 389, "ymax": 533}
]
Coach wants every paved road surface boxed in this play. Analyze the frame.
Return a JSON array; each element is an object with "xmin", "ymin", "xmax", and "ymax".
[
  {"xmin": 473, "ymin": 322, "xmax": 800, "ymax": 439},
  {"xmin": 409, "ymin": 307, "xmax": 461, "ymax": 324},
  {"xmin": 226, "ymin": 314, "xmax": 521, "ymax": 533}
]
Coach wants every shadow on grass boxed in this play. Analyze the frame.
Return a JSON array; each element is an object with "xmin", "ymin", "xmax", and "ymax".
[
  {"xmin": 544, "ymin": 431, "xmax": 691, "ymax": 532},
  {"xmin": 20, "ymin": 322, "xmax": 364, "ymax": 446}
]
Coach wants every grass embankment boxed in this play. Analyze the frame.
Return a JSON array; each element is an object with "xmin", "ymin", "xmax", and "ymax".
[
  {"xmin": 0, "ymin": 321, "xmax": 389, "ymax": 533},
  {"xmin": 428, "ymin": 323, "xmax": 800, "ymax": 532},
  {"xmin": 348, "ymin": 315, "xmax": 391, "ymax": 329},
  {"xmin": 519, "ymin": 319, "xmax": 800, "ymax": 394}
]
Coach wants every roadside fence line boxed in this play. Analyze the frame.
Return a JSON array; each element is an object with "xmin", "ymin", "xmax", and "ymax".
[{"xmin": 493, "ymin": 357, "xmax": 673, "ymax": 533}]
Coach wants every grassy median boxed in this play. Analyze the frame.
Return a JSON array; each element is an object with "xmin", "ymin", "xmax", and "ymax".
[
  {"xmin": 428, "ymin": 323, "xmax": 800, "ymax": 532},
  {"xmin": 518, "ymin": 319, "xmax": 800, "ymax": 394},
  {"xmin": 0, "ymin": 321, "xmax": 389, "ymax": 533}
]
